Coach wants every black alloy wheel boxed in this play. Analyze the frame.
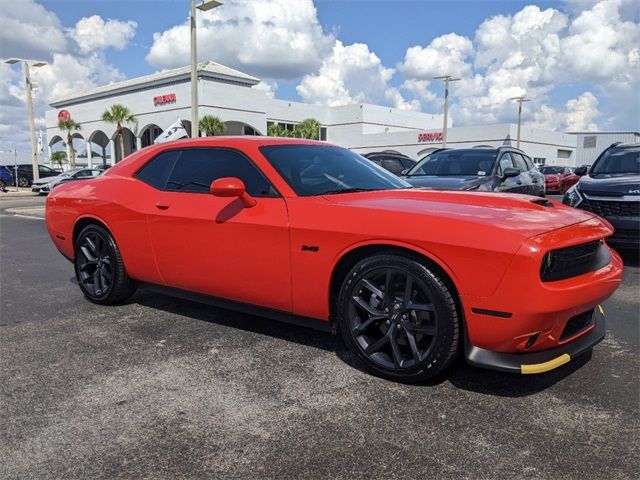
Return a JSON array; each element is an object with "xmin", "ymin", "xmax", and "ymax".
[
  {"xmin": 74, "ymin": 224, "xmax": 136, "ymax": 304},
  {"xmin": 338, "ymin": 254, "xmax": 459, "ymax": 382},
  {"xmin": 17, "ymin": 176, "xmax": 30, "ymax": 188}
]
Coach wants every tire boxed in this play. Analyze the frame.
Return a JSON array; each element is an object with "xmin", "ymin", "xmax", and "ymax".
[
  {"xmin": 337, "ymin": 254, "xmax": 459, "ymax": 383},
  {"xmin": 17, "ymin": 176, "xmax": 30, "ymax": 188},
  {"xmin": 0, "ymin": 180, "xmax": 5, "ymax": 191},
  {"xmin": 74, "ymin": 224, "xmax": 136, "ymax": 305},
  {"xmin": 559, "ymin": 183, "xmax": 566, "ymax": 195}
]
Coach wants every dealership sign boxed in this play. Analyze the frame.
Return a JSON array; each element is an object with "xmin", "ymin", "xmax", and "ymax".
[
  {"xmin": 418, "ymin": 132, "xmax": 443, "ymax": 142},
  {"xmin": 154, "ymin": 93, "xmax": 176, "ymax": 106},
  {"xmin": 57, "ymin": 110, "xmax": 71, "ymax": 122}
]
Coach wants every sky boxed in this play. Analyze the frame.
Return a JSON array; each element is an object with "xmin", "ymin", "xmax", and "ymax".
[{"xmin": 0, "ymin": 0, "xmax": 638, "ymax": 152}]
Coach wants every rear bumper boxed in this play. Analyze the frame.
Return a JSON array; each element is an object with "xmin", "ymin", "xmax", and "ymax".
[{"xmin": 465, "ymin": 306, "xmax": 605, "ymax": 374}]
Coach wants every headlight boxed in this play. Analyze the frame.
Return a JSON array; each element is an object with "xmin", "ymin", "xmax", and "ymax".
[{"xmin": 563, "ymin": 185, "xmax": 583, "ymax": 207}]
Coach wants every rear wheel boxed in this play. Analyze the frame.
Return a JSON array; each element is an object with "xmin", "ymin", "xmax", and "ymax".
[
  {"xmin": 337, "ymin": 254, "xmax": 459, "ymax": 383},
  {"xmin": 17, "ymin": 176, "xmax": 30, "ymax": 188},
  {"xmin": 74, "ymin": 224, "xmax": 136, "ymax": 305}
]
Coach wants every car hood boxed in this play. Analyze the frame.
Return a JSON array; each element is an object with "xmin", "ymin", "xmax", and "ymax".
[
  {"xmin": 576, "ymin": 174, "xmax": 640, "ymax": 196},
  {"xmin": 401, "ymin": 175, "xmax": 487, "ymax": 190},
  {"xmin": 322, "ymin": 188, "xmax": 597, "ymax": 239},
  {"xmin": 544, "ymin": 174, "xmax": 562, "ymax": 181}
]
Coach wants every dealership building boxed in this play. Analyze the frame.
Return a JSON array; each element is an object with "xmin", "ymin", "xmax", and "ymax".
[{"xmin": 44, "ymin": 60, "xmax": 623, "ymax": 168}]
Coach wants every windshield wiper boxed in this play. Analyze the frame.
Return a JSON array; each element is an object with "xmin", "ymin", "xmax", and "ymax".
[{"xmin": 313, "ymin": 187, "xmax": 377, "ymax": 196}]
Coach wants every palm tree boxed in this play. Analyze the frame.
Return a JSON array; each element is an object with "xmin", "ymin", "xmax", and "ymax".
[
  {"xmin": 199, "ymin": 115, "xmax": 225, "ymax": 136},
  {"xmin": 294, "ymin": 118, "xmax": 321, "ymax": 140},
  {"xmin": 267, "ymin": 122, "xmax": 288, "ymax": 137},
  {"xmin": 58, "ymin": 119, "xmax": 81, "ymax": 168},
  {"xmin": 101, "ymin": 104, "xmax": 137, "ymax": 162},
  {"xmin": 50, "ymin": 151, "xmax": 67, "ymax": 170}
]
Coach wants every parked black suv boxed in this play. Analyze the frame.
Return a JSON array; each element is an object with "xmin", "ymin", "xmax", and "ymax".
[
  {"xmin": 563, "ymin": 142, "xmax": 639, "ymax": 249},
  {"xmin": 363, "ymin": 151, "xmax": 416, "ymax": 176},
  {"xmin": 10, "ymin": 164, "xmax": 61, "ymax": 187},
  {"xmin": 401, "ymin": 146, "xmax": 545, "ymax": 196}
]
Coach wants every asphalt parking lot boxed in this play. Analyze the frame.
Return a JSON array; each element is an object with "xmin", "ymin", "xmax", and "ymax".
[{"xmin": 1, "ymin": 195, "xmax": 638, "ymax": 479}]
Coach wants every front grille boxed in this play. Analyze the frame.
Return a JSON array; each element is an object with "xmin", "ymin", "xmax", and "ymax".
[
  {"xmin": 579, "ymin": 199, "xmax": 640, "ymax": 217},
  {"xmin": 540, "ymin": 240, "xmax": 610, "ymax": 282},
  {"xmin": 560, "ymin": 309, "xmax": 594, "ymax": 341}
]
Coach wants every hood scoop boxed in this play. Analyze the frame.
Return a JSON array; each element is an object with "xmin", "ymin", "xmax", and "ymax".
[{"xmin": 530, "ymin": 198, "xmax": 554, "ymax": 208}]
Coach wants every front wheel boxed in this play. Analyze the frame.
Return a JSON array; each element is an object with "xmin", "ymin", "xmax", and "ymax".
[
  {"xmin": 74, "ymin": 224, "xmax": 136, "ymax": 305},
  {"xmin": 337, "ymin": 254, "xmax": 459, "ymax": 383},
  {"xmin": 0, "ymin": 180, "xmax": 6, "ymax": 191}
]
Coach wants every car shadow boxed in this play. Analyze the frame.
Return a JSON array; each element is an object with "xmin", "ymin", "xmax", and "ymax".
[{"xmin": 132, "ymin": 290, "xmax": 590, "ymax": 397}]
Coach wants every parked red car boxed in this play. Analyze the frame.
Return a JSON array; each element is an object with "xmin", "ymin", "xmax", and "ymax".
[
  {"xmin": 45, "ymin": 137, "xmax": 622, "ymax": 382},
  {"xmin": 539, "ymin": 166, "xmax": 579, "ymax": 194}
]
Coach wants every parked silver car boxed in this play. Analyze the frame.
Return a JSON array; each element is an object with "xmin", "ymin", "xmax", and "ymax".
[{"xmin": 31, "ymin": 168, "xmax": 102, "ymax": 194}]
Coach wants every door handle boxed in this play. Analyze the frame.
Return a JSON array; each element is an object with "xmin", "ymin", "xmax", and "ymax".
[
  {"xmin": 155, "ymin": 202, "xmax": 170, "ymax": 210},
  {"xmin": 516, "ymin": 181, "xmax": 522, "ymax": 185}
]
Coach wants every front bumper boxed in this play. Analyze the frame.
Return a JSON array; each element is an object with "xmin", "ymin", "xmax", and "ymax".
[
  {"xmin": 465, "ymin": 306, "xmax": 605, "ymax": 374},
  {"xmin": 32, "ymin": 185, "xmax": 50, "ymax": 193}
]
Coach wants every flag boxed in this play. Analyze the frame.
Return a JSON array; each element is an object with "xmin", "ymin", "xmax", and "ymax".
[
  {"xmin": 154, "ymin": 119, "xmax": 189, "ymax": 144},
  {"xmin": 37, "ymin": 130, "xmax": 43, "ymax": 153}
]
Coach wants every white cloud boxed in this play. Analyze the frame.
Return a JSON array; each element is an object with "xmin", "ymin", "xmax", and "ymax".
[
  {"xmin": 252, "ymin": 80, "xmax": 277, "ymax": 98},
  {"xmin": 297, "ymin": 40, "xmax": 411, "ymax": 109},
  {"xmin": 398, "ymin": 0, "xmax": 639, "ymax": 130},
  {"xmin": 0, "ymin": 4, "xmax": 135, "ymax": 152},
  {"xmin": 0, "ymin": 0, "xmax": 67, "ymax": 60},
  {"xmin": 532, "ymin": 92, "xmax": 601, "ymax": 131},
  {"xmin": 146, "ymin": 0, "xmax": 334, "ymax": 80},
  {"xmin": 67, "ymin": 15, "xmax": 137, "ymax": 54},
  {"xmin": 399, "ymin": 33, "xmax": 474, "ymax": 79}
]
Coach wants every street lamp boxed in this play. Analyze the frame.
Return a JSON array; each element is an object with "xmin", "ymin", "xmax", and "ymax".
[
  {"xmin": 5, "ymin": 58, "xmax": 48, "ymax": 181},
  {"xmin": 434, "ymin": 75, "xmax": 460, "ymax": 148},
  {"xmin": 191, "ymin": 0, "xmax": 222, "ymax": 138},
  {"xmin": 511, "ymin": 96, "xmax": 531, "ymax": 149}
]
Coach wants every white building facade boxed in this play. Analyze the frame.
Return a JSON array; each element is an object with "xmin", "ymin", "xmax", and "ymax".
[
  {"xmin": 45, "ymin": 61, "xmax": 577, "ymax": 167},
  {"xmin": 570, "ymin": 131, "xmax": 640, "ymax": 166}
]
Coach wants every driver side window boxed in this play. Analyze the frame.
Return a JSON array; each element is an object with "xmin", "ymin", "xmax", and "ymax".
[{"xmin": 497, "ymin": 153, "xmax": 514, "ymax": 176}]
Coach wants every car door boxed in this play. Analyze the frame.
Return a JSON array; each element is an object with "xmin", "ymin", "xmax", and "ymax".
[
  {"xmin": 139, "ymin": 147, "xmax": 292, "ymax": 312},
  {"xmin": 495, "ymin": 152, "xmax": 525, "ymax": 194}
]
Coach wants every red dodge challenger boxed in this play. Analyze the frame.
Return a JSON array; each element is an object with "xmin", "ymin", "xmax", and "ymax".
[{"xmin": 45, "ymin": 137, "xmax": 623, "ymax": 382}]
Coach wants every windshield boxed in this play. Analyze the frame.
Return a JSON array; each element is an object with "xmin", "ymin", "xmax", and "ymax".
[
  {"xmin": 407, "ymin": 150, "xmax": 498, "ymax": 177},
  {"xmin": 591, "ymin": 146, "xmax": 640, "ymax": 176},
  {"xmin": 259, "ymin": 145, "xmax": 410, "ymax": 196},
  {"xmin": 540, "ymin": 166, "xmax": 564, "ymax": 174}
]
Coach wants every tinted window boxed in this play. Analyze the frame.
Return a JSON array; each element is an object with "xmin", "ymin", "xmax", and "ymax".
[
  {"xmin": 260, "ymin": 145, "xmax": 409, "ymax": 196},
  {"xmin": 497, "ymin": 153, "xmax": 514, "ymax": 176},
  {"xmin": 408, "ymin": 150, "xmax": 498, "ymax": 177},
  {"xmin": 512, "ymin": 153, "xmax": 529, "ymax": 172},
  {"xmin": 167, "ymin": 148, "xmax": 275, "ymax": 196},
  {"xmin": 39, "ymin": 165, "xmax": 55, "ymax": 173},
  {"xmin": 401, "ymin": 159, "xmax": 415, "ymax": 169},
  {"xmin": 524, "ymin": 156, "xmax": 535, "ymax": 171},
  {"xmin": 591, "ymin": 146, "xmax": 640, "ymax": 176},
  {"xmin": 75, "ymin": 169, "xmax": 101, "ymax": 178},
  {"xmin": 136, "ymin": 150, "xmax": 181, "ymax": 189},
  {"xmin": 381, "ymin": 157, "xmax": 405, "ymax": 175},
  {"xmin": 539, "ymin": 166, "xmax": 564, "ymax": 174}
]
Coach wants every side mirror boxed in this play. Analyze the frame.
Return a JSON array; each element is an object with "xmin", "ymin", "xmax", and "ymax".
[
  {"xmin": 401, "ymin": 168, "xmax": 410, "ymax": 176},
  {"xmin": 574, "ymin": 166, "xmax": 588, "ymax": 176},
  {"xmin": 502, "ymin": 167, "xmax": 520, "ymax": 180},
  {"xmin": 210, "ymin": 177, "xmax": 257, "ymax": 208}
]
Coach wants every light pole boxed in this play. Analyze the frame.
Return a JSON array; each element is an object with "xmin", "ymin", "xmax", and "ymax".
[
  {"xmin": 191, "ymin": 0, "xmax": 222, "ymax": 138},
  {"xmin": 434, "ymin": 75, "xmax": 460, "ymax": 148},
  {"xmin": 5, "ymin": 58, "xmax": 47, "ymax": 181},
  {"xmin": 511, "ymin": 96, "xmax": 531, "ymax": 149}
]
